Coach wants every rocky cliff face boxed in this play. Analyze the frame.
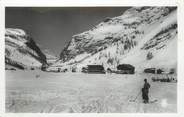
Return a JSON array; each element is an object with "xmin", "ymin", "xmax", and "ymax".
[
  {"xmin": 5, "ymin": 28, "xmax": 47, "ymax": 69},
  {"xmin": 49, "ymin": 7, "xmax": 177, "ymax": 72}
]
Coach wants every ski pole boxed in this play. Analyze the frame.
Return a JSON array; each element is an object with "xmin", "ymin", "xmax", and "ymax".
[
  {"xmin": 130, "ymin": 90, "xmax": 141, "ymax": 102},
  {"xmin": 134, "ymin": 91, "xmax": 141, "ymax": 101}
]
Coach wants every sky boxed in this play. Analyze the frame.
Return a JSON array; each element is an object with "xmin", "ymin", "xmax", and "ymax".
[{"xmin": 6, "ymin": 7, "xmax": 130, "ymax": 56}]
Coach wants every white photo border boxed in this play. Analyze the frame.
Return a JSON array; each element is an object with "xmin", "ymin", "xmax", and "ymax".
[{"xmin": 0, "ymin": 0, "xmax": 184, "ymax": 117}]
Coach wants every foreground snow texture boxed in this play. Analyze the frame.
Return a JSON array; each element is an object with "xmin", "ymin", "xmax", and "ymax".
[{"xmin": 6, "ymin": 70, "xmax": 176, "ymax": 113}]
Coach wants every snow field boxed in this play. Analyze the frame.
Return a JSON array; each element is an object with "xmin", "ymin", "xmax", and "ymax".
[{"xmin": 6, "ymin": 70, "xmax": 176, "ymax": 113}]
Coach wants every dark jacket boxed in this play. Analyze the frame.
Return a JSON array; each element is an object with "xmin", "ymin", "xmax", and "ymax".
[
  {"xmin": 143, "ymin": 82, "xmax": 150, "ymax": 93},
  {"xmin": 144, "ymin": 82, "xmax": 150, "ymax": 89}
]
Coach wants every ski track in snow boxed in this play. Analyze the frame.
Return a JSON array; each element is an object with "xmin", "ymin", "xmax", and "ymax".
[{"xmin": 6, "ymin": 70, "xmax": 177, "ymax": 113}]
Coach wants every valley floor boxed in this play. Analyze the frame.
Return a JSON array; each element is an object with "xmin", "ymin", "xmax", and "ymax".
[{"xmin": 6, "ymin": 70, "xmax": 177, "ymax": 113}]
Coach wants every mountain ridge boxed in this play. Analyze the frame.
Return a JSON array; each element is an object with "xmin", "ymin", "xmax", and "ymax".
[
  {"xmin": 48, "ymin": 7, "xmax": 177, "ymax": 72},
  {"xmin": 5, "ymin": 28, "xmax": 47, "ymax": 69}
]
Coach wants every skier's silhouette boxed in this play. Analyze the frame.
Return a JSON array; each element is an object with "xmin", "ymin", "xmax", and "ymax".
[{"xmin": 142, "ymin": 79, "xmax": 150, "ymax": 103}]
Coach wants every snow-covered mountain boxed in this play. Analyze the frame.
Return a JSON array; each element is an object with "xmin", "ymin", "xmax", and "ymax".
[
  {"xmin": 5, "ymin": 28, "xmax": 47, "ymax": 69},
  {"xmin": 42, "ymin": 49, "xmax": 58, "ymax": 65},
  {"xmin": 48, "ymin": 7, "xmax": 177, "ymax": 72}
]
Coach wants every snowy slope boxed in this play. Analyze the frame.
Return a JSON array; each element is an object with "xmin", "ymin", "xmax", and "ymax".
[
  {"xmin": 5, "ymin": 28, "xmax": 47, "ymax": 69},
  {"xmin": 49, "ymin": 7, "xmax": 177, "ymax": 72},
  {"xmin": 6, "ymin": 71, "xmax": 177, "ymax": 113},
  {"xmin": 42, "ymin": 49, "xmax": 58, "ymax": 65}
]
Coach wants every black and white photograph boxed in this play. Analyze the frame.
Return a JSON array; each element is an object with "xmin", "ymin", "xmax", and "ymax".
[{"xmin": 5, "ymin": 6, "xmax": 178, "ymax": 113}]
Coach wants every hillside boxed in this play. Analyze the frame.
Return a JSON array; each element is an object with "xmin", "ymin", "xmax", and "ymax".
[
  {"xmin": 5, "ymin": 28, "xmax": 47, "ymax": 69},
  {"xmin": 48, "ymin": 7, "xmax": 177, "ymax": 72},
  {"xmin": 42, "ymin": 49, "xmax": 58, "ymax": 65}
]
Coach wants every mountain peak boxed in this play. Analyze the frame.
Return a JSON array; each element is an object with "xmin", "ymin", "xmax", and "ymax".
[
  {"xmin": 6, "ymin": 28, "xmax": 27, "ymax": 37},
  {"xmin": 5, "ymin": 28, "xmax": 47, "ymax": 69},
  {"xmin": 48, "ymin": 7, "xmax": 177, "ymax": 72}
]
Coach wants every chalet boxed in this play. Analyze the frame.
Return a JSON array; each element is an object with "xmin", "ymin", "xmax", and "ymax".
[
  {"xmin": 82, "ymin": 65, "xmax": 105, "ymax": 74},
  {"xmin": 144, "ymin": 68, "xmax": 164, "ymax": 74},
  {"xmin": 116, "ymin": 64, "xmax": 135, "ymax": 74},
  {"xmin": 144, "ymin": 68, "xmax": 156, "ymax": 74}
]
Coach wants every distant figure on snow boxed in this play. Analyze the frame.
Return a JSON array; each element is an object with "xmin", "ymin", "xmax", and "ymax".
[
  {"xmin": 142, "ymin": 79, "xmax": 150, "ymax": 103},
  {"xmin": 36, "ymin": 74, "xmax": 40, "ymax": 78}
]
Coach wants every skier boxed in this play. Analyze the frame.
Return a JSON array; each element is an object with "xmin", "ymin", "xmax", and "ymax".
[{"xmin": 142, "ymin": 79, "xmax": 150, "ymax": 103}]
